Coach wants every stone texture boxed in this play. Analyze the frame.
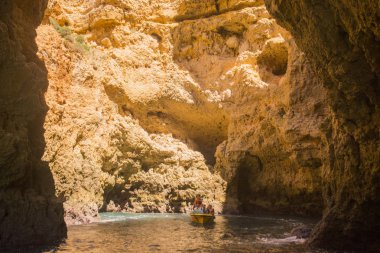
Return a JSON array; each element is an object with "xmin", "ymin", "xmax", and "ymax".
[
  {"xmin": 3, "ymin": 0, "xmax": 378, "ymax": 251},
  {"xmin": 0, "ymin": 0, "xmax": 66, "ymax": 249},
  {"xmin": 214, "ymin": 41, "xmax": 327, "ymax": 216},
  {"xmin": 265, "ymin": 0, "xmax": 380, "ymax": 251},
  {"xmin": 37, "ymin": 0, "xmax": 326, "ymax": 224},
  {"xmin": 37, "ymin": 0, "xmax": 232, "ymax": 222},
  {"xmin": 37, "ymin": 0, "xmax": 332, "ymax": 227}
]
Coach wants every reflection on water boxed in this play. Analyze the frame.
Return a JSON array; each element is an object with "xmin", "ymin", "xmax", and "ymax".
[{"xmin": 21, "ymin": 213, "xmax": 331, "ymax": 253}]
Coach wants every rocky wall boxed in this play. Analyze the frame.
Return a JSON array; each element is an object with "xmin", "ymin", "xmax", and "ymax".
[
  {"xmin": 265, "ymin": 0, "xmax": 380, "ymax": 250},
  {"xmin": 37, "ymin": 0, "xmax": 231, "ymax": 223},
  {"xmin": 37, "ymin": 0, "xmax": 334, "ymax": 227},
  {"xmin": 215, "ymin": 42, "xmax": 327, "ymax": 217},
  {"xmin": 0, "ymin": 0, "xmax": 66, "ymax": 249},
  {"xmin": 37, "ymin": 0, "xmax": 325, "ymax": 223}
]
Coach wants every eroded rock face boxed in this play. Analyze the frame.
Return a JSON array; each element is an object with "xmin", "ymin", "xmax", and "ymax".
[
  {"xmin": 215, "ymin": 42, "xmax": 327, "ymax": 216},
  {"xmin": 37, "ymin": 0, "xmax": 326, "ymax": 224},
  {"xmin": 35, "ymin": 0, "xmax": 334, "ymax": 227},
  {"xmin": 172, "ymin": 2, "xmax": 328, "ymax": 218},
  {"xmin": 1, "ymin": 0, "xmax": 378, "ymax": 251},
  {"xmin": 37, "ymin": 0, "xmax": 235, "ymax": 222},
  {"xmin": 265, "ymin": 0, "xmax": 380, "ymax": 250},
  {"xmin": 0, "ymin": 0, "xmax": 66, "ymax": 248}
]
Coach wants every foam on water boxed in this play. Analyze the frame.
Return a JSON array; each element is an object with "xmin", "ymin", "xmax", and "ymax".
[
  {"xmin": 257, "ymin": 235, "xmax": 306, "ymax": 245},
  {"xmin": 99, "ymin": 212, "xmax": 184, "ymax": 222}
]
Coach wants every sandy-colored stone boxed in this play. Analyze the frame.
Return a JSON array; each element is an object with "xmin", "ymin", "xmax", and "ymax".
[
  {"xmin": 214, "ymin": 42, "xmax": 327, "ymax": 216},
  {"xmin": 37, "ymin": 0, "xmax": 310, "ymax": 223},
  {"xmin": 36, "ymin": 0, "xmax": 329, "ymax": 225},
  {"xmin": 2, "ymin": 0, "xmax": 379, "ymax": 251},
  {"xmin": 36, "ymin": 12, "xmax": 229, "ymax": 221}
]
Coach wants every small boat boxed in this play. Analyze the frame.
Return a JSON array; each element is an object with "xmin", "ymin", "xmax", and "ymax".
[{"xmin": 190, "ymin": 213, "xmax": 215, "ymax": 224}]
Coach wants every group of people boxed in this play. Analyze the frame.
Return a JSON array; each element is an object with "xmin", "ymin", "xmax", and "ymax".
[{"xmin": 192, "ymin": 194, "xmax": 215, "ymax": 215}]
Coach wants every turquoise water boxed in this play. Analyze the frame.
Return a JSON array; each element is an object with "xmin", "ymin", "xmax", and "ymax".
[{"xmin": 44, "ymin": 213, "xmax": 330, "ymax": 253}]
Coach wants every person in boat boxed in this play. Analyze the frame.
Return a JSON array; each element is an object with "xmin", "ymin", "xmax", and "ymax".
[
  {"xmin": 201, "ymin": 204, "xmax": 207, "ymax": 213},
  {"xmin": 207, "ymin": 204, "xmax": 215, "ymax": 215},
  {"xmin": 193, "ymin": 194, "xmax": 202, "ymax": 209},
  {"xmin": 193, "ymin": 194, "xmax": 202, "ymax": 210}
]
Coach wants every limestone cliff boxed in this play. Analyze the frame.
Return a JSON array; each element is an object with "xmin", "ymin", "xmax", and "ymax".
[
  {"xmin": 37, "ymin": 0, "xmax": 329, "ymax": 226},
  {"xmin": 0, "ymin": 0, "xmax": 66, "ymax": 248},
  {"xmin": 265, "ymin": 0, "xmax": 380, "ymax": 250},
  {"xmin": 37, "ymin": 0, "xmax": 238, "ymax": 223},
  {"xmin": 2, "ymin": 0, "xmax": 378, "ymax": 251},
  {"xmin": 172, "ymin": 1, "xmax": 328, "ymax": 216},
  {"xmin": 36, "ymin": 25, "xmax": 227, "ymax": 223},
  {"xmin": 36, "ymin": 0, "xmax": 328, "ymax": 225},
  {"xmin": 215, "ymin": 42, "xmax": 327, "ymax": 216}
]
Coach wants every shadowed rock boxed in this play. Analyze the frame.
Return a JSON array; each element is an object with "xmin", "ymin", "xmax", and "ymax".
[
  {"xmin": 0, "ymin": 0, "xmax": 66, "ymax": 249},
  {"xmin": 291, "ymin": 225, "xmax": 312, "ymax": 239},
  {"xmin": 265, "ymin": 0, "xmax": 380, "ymax": 251}
]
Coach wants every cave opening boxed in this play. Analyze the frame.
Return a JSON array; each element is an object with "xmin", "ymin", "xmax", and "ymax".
[
  {"xmin": 1, "ymin": 0, "xmax": 379, "ymax": 251},
  {"xmin": 236, "ymin": 153, "xmax": 262, "ymax": 213}
]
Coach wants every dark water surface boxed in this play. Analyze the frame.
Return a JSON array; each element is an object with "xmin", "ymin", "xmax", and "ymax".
[
  {"xmin": 46, "ymin": 213, "xmax": 330, "ymax": 253},
  {"xmin": 11, "ymin": 213, "xmax": 336, "ymax": 253}
]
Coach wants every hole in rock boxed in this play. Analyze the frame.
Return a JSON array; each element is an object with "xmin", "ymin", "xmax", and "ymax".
[{"xmin": 151, "ymin": 33, "xmax": 162, "ymax": 43}]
